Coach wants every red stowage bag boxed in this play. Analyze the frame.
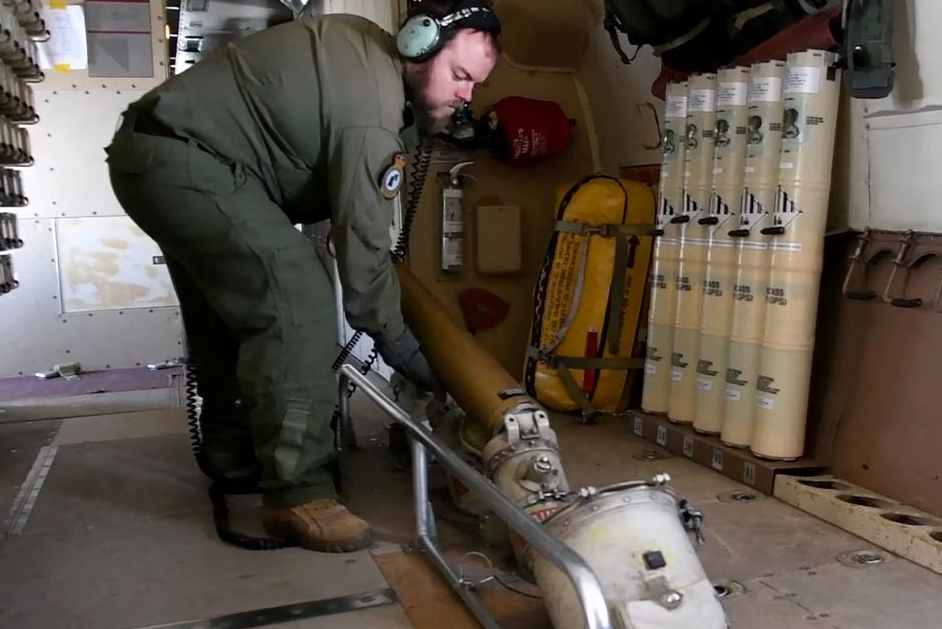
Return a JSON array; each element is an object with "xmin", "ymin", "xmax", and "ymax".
[{"xmin": 491, "ymin": 96, "xmax": 573, "ymax": 167}]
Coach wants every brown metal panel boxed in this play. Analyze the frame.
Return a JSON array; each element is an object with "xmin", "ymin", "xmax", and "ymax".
[
  {"xmin": 823, "ymin": 230, "xmax": 942, "ymax": 517},
  {"xmin": 805, "ymin": 230, "xmax": 859, "ymax": 465}
]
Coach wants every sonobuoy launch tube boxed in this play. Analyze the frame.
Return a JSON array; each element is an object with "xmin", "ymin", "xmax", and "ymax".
[
  {"xmin": 642, "ymin": 80, "xmax": 688, "ymax": 414},
  {"xmin": 668, "ymin": 72, "xmax": 717, "ymax": 425},
  {"xmin": 751, "ymin": 50, "xmax": 841, "ymax": 460},
  {"xmin": 721, "ymin": 60, "xmax": 786, "ymax": 448},
  {"xmin": 694, "ymin": 66, "xmax": 750, "ymax": 434}
]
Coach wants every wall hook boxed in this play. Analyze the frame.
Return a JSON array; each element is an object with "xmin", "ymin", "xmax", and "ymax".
[
  {"xmin": 882, "ymin": 231, "xmax": 941, "ymax": 309},
  {"xmin": 889, "ymin": 251, "xmax": 942, "ymax": 308},
  {"xmin": 842, "ymin": 227, "xmax": 887, "ymax": 300},
  {"xmin": 882, "ymin": 230, "xmax": 916, "ymax": 307},
  {"xmin": 636, "ymin": 102, "xmax": 662, "ymax": 151}
]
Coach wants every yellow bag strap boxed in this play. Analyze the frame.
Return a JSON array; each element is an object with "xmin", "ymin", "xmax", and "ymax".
[
  {"xmin": 526, "ymin": 345, "xmax": 645, "ymax": 417},
  {"xmin": 556, "ymin": 363, "xmax": 597, "ymax": 418},
  {"xmin": 526, "ymin": 346, "xmax": 645, "ymax": 370},
  {"xmin": 552, "ymin": 220, "xmax": 650, "ymax": 354},
  {"xmin": 542, "ymin": 233, "xmax": 591, "ymax": 354},
  {"xmin": 607, "ymin": 234, "xmax": 629, "ymax": 354},
  {"xmin": 554, "ymin": 220, "xmax": 656, "ymax": 237}
]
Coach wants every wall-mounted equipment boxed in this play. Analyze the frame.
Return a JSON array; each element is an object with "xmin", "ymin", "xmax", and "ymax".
[
  {"xmin": 844, "ymin": 0, "xmax": 895, "ymax": 98},
  {"xmin": 0, "ymin": 253, "xmax": 16, "ymax": 293},
  {"xmin": 0, "ymin": 0, "xmax": 41, "ymax": 300},
  {"xmin": 0, "ymin": 211, "xmax": 22, "ymax": 250},
  {"xmin": 439, "ymin": 96, "xmax": 575, "ymax": 167},
  {"xmin": 171, "ymin": 0, "xmax": 295, "ymax": 75},
  {"xmin": 438, "ymin": 161, "xmax": 474, "ymax": 274},
  {"xmin": 474, "ymin": 204, "xmax": 521, "ymax": 275}
]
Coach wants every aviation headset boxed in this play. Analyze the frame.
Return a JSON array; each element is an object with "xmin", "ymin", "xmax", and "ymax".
[{"xmin": 396, "ymin": 0, "xmax": 501, "ymax": 62}]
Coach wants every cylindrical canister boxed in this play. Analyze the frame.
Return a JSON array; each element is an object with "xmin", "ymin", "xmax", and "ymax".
[
  {"xmin": 752, "ymin": 50, "xmax": 842, "ymax": 460},
  {"xmin": 694, "ymin": 65, "xmax": 750, "ymax": 434},
  {"xmin": 530, "ymin": 485, "xmax": 728, "ymax": 629},
  {"xmin": 721, "ymin": 59, "xmax": 786, "ymax": 448},
  {"xmin": 669, "ymin": 72, "xmax": 717, "ymax": 425},
  {"xmin": 642, "ymin": 81, "xmax": 688, "ymax": 414}
]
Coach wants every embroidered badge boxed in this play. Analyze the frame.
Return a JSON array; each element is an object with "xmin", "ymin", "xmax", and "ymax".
[{"xmin": 379, "ymin": 153, "xmax": 407, "ymax": 199}]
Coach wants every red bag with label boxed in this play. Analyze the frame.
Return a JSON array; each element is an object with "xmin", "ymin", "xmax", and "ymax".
[{"xmin": 490, "ymin": 96, "xmax": 573, "ymax": 167}]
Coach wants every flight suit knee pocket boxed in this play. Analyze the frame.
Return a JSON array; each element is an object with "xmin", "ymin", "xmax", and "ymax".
[{"xmin": 274, "ymin": 398, "xmax": 330, "ymax": 483}]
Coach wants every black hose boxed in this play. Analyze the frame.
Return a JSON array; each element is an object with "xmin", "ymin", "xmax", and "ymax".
[
  {"xmin": 328, "ymin": 137, "xmax": 432, "ymax": 397},
  {"xmin": 187, "ymin": 139, "xmax": 433, "ymax": 550},
  {"xmin": 185, "ymin": 365, "xmax": 296, "ymax": 550}
]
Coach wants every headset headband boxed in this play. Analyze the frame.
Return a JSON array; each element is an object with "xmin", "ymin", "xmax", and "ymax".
[
  {"xmin": 397, "ymin": 2, "xmax": 499, "ymax": 61},
  {"xmin": 440, "ymin": 6, "xmax": 490, "ymax": 27}
]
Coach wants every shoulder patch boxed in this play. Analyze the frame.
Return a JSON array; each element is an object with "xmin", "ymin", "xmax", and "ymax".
[{"xmin": 379, "ymin": 153, "xmax": 408, "ymax": 200}]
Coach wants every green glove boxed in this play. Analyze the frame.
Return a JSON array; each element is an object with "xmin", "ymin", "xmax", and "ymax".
[{"xmin": 376, "ymin": 328, "xmax": 445, "ymax": 397}]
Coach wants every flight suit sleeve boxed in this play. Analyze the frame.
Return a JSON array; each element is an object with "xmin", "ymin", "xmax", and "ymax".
[{"xmin": 327, "ymin": 124, "xmax": 407, "ymax": 345}]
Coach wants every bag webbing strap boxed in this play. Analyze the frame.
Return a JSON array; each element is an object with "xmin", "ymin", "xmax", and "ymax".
[
  {"xmin": 541, "ymin": 230, "xmax": 591, "ymax": 355},
  {"xmin": 527, "ymin": 345, "xmax": 645, "ymax": 416},
  {"xmin": 528, "ymin": 346, "xmax": 645, "ymax": 370},
  {"xmin": 607, "ymin": 234, "xmax": 629, "ymax": 354},
  {"xmin": 554, "ymin": 220, "xmax": 656, "ymax": 237}
]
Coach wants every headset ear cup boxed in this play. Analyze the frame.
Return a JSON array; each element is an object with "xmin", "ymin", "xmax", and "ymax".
[{"xmin": 397, "ymin": 15, "xmax": 441, "ymax": 59}]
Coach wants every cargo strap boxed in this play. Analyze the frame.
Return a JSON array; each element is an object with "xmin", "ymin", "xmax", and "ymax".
[
  {"xmin": 526, "ymin": 346, "xmax": 645, "ymax": 418},
  {"xmin": 553, "ymin": 220, "xmax": 656, "ymax": 237}
]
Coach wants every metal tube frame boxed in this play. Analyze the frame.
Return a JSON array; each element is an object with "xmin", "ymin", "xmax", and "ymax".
[{"xmin": 337, "ymin": 364, "xmax": 613, "ymax": 629}]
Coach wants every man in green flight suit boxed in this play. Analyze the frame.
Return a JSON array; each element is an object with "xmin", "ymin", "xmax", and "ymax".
[{"xmin": 104, "ymin": 0, "xmax": 501, "ymax": 552}]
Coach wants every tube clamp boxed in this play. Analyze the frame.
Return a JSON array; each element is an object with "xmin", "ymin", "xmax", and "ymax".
[
  {"xmin": 526, "ymin": 488, "xmax": 572, "ymax": 507},
  {"xmin": 483, "ymin": 437, "xmax": 559, "ymax": 476},
  {"xmin": 503, "ymin": 407, "xmax": 552, "ymax": 444}
]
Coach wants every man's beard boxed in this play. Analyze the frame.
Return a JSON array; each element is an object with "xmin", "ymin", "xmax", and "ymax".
[
  {"xmin": 414, "ymin": 105, "xmax": 452, "ymax": 137},
  {"xmin": 405, "ymin": 64, "xmax": 458, "ymax": 137}
]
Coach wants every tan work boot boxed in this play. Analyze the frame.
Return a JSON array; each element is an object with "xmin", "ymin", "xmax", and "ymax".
[{"xmin": 262, "ymin": 498, "xmax": 372, "ymax": 553}]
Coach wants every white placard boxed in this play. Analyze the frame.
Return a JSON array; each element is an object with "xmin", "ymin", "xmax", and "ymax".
[
  {"xmin": 785, "ymin": 67, "xmax": 822, "ymax": 95},
  {"xmin": 749, "ymin": 77, "xmax": 782, "ymax": 103}
]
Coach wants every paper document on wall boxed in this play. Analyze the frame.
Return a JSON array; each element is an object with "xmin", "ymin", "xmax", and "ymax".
[
  {"xmin": 84, "ymin": 0, "xmax": 151, "ymax": 32},
  {"xmin": 84, "ymin": 0, "xmax": 153, "ymax": 78},
  {"xmin": 37, "ymin": 3, "xmax": 88, "ymax": 71}
]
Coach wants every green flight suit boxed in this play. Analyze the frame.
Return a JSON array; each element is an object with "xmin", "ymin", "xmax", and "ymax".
[{"xmin": 105, "ymin": 14, "xmax": 418, "ymax": 507}]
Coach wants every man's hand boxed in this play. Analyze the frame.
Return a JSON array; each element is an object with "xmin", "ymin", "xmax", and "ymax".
[{"xmin": 375, "ymin": 328, "xmax": 445, "ymax": 398}]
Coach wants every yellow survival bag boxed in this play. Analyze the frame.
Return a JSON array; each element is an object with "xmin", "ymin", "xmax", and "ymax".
[{"xmin": 524, "ymin": 173, "xmax": 656, "ymax": 420}]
